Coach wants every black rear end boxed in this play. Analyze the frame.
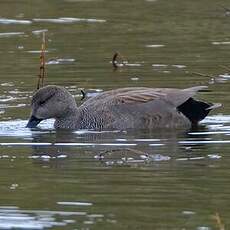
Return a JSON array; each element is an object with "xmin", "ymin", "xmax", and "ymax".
[{"xmin": 177, "ymin": 98, "xmax": 212, "ymax": 125}]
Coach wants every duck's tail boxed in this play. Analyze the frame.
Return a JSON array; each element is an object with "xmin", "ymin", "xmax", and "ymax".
[{"xmin": 177, "ymin": 98, "xmax": 221, "ymax": 125}]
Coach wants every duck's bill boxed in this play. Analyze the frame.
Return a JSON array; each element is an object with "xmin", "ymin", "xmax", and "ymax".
[{"xmin": 26, "ymin": 115, "xmax": 43, "ymax": 128}]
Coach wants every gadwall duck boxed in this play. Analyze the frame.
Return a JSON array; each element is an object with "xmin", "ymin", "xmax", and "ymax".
[{"xmin": 26, "ymin": 85, "xmax": 221, "ymax": 130}]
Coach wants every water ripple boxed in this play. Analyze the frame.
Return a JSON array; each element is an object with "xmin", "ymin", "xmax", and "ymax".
[
  {"xmin": 32, "ymin": 29, "xmax": 48, "ymax": 35},
  {"xmin": 33, "ymin": 17, "xmax": 106, "ymax": 23},
  {"xmin": 46, "ymin": 58, "xmax": 75, "ymax": 65},
  {"xmin": 179, "ymin": 140, "xmax": 230, "ymax": 145},
  {"xmin": 0, "ymin": 18, "xmax": 32, "ymax": 24},
  {"xmin": 212, "ymin": 41, "xmax": 230, "ymax": 45},
  {"xmin": 0, "ymin": 205, "xmax": 112, "ymax": 229},
  {"xmin": 145, "ymin": 44, "xmax": 165, "ymax": 48},
  {"xmin": 57, "ymin": 201, "xmax": 93, "ymax": 206},
  {"xmin": 0, "ymin": 32, "xmax": 25, "ymax": 37}
]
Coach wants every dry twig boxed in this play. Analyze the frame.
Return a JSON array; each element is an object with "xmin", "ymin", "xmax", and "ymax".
[
  {"xmin": 191, "ymin": 71, "xmax": 214, "ymax": 78},
  {"xmin": 37, "ymin": 32, "xmax": 46, "ymax": 90},
  {"xmin": 212, "ymin": 212, "xmax": 225, "ymax": 230},
  {"xmin": 219, "ymin": 65, "xmax": 230, "ymax": 72}
]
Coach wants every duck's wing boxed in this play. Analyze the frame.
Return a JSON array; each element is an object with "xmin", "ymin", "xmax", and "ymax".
[
  {"xmin": 81, "ymin": 86, "xmax": 207, "ymax": 108},
  {"xmin": 81, "ymin": 87, "xmax": 149, "ymax": 106},
  {"xmin": 111, "ymin": 86, "xmax": 208, "ymax": 107},
  {"xmin": 115, "ymin": 89, "xmax": 166, "ymax": 104}
]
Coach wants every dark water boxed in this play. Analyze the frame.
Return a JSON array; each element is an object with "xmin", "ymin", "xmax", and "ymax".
[{"xmin": 0, "ymin": 0, "xmax": 230, "ymax": 229}]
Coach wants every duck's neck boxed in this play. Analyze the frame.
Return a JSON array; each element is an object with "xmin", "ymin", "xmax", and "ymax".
[{"xmin": 54, "ymin": 107, "xmax": 80, "ymax": 129}]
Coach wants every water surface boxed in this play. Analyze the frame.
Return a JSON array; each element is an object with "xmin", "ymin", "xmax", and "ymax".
[{"xmin": 0, "ymin": 0, "xmax": 230, "ymax": 229}]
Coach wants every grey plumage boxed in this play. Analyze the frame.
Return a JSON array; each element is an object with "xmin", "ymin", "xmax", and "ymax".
[{"xmin": 26, "ymin": 85, "xmax": 221, "ymax": 130}]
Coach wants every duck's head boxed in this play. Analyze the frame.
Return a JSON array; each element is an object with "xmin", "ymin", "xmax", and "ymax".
[{"xmin": 26, "ymin": 85, "xmax": 77, "ymax": 128}]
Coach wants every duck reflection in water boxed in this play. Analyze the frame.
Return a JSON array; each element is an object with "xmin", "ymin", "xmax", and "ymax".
[{"xmin": 28, "ymin": 124, "xmax": 214, "ymax": 167}]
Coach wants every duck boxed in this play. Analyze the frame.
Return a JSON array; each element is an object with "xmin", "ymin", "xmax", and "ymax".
[{"xmin": 26, "ymin": 85, "xmax": 221, "ymax": 130}]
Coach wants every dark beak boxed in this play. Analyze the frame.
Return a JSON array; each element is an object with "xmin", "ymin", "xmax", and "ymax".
[{"xmin": 26, "ymin": 115, "xmax": 43, "ymax": 128}]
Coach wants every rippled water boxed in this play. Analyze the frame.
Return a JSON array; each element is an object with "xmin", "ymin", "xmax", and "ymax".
[{"xmin": 0, "ymin": 0, "xmax": 230, "ymax": 229}]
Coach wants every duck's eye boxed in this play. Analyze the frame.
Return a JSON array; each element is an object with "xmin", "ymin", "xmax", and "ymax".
[
  {"xmin": 38, "ymin": 94, "xmax": 55, "ymax": 106},
  {"xmin": 39, "ymin": 100, "xmax": 46, "ymax": 106}
]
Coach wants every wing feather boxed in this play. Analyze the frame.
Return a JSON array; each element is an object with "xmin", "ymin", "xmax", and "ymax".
[{"xmin": 81, "ymin": 86, "xmax": 207, "ymax": 108}]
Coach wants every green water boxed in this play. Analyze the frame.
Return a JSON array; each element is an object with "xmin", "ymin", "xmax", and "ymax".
[{"xmin": 0, "ymin": 0, "xmax": 229, "ymax": 229}]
